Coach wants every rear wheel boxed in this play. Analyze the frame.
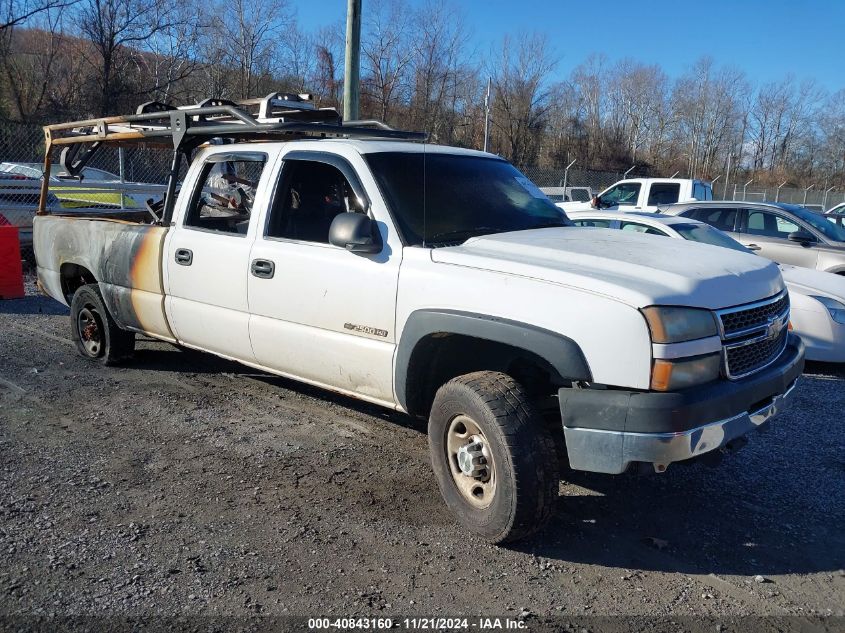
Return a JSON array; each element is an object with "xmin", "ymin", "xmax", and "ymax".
[
  {"xmin": 428, "ymin": 371, "xmax": 560, "ymax": 544},
  {"xmin": 70, "ymin": 284, "xmax": 135, "ymax": 365}
]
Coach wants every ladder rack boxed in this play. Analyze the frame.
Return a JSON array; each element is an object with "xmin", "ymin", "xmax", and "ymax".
[{"xmin": 38, "ymin": 92, "xmax": 427, "ymax": 221}]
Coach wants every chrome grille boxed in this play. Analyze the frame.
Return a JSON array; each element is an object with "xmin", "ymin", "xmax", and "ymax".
[
  {"xmin": 716, "ymin": 291, "xmax": 790, "ymax": 380},
  {"xmin": 720, "ymin": 292, "xmax": 789, "ymax": 338},
  {"xmin": 725, "ymin": 328, "xmax": 788, "ymax": 378}
]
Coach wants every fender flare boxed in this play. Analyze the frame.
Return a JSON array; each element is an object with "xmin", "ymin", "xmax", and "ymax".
[{"xmin": 395, "ymin": 309, "xmax": 592, "ymax": 412}]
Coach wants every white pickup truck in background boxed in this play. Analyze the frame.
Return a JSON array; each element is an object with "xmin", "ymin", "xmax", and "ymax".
[
  {"xmin": 558, "ymin": 177, "xmax": 713, "ymax": 213},
  {"xmin": 33, "ymin": 95, "xmax": 803, "ymax": 543}
]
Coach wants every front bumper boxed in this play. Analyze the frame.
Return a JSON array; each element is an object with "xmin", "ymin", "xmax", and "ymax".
[{"xmin": 559, "ymin": 334, "xmax": 804, "ymax": 474}]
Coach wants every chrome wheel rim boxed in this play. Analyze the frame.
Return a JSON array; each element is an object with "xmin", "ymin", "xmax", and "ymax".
[
  {"xmin": 77, "ymin": 306, "xmax": 103, "ymax": 357},
  {"xmin": 446, "ymin": 414, "xmax": 496, "ymax": 509}
]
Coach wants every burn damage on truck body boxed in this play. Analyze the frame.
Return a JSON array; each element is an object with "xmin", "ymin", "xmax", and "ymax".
[
  {"xmin": 34, "ymin": 93, "xmax": 425, "ymax": 346},
  {"xmin": 34, "ymin": 214, "xmax": 175, "ymax": 342}
]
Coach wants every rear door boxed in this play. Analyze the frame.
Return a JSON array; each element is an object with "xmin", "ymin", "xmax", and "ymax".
[
  {"xmin": 164, "ymin": 150, "xmax": 271, "ymax": 361},
  {"xmin": 678, "ymin": 207, "xmax": 741, "ymax": 240},
  {"xmin": 246, "ymin": 150, "xmax": 400, "ymax": 405},
  {"xmin": 737, "ymin": 208, "xmax": 820, "ymax": 268},
  {"xmin": 644, "ymin": 182, "xmax": 681, "ymax": 209}
]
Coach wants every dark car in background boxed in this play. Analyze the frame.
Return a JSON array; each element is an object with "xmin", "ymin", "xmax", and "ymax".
[{"xmin": 660, "ymin": 200, "xmax": 845, "ymax": 274}]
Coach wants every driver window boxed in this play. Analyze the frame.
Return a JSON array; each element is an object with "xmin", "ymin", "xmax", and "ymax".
[
  {"xmin": 267, "ymin": 159, "xmax": 365, "ymax": 243},
  {"xmin": 602, "ymin": 183, "xmax": 641, "ymax": 206},
  {"xmin": 185, "ymin": 154, "xmax": 266, "ymax": 235},
  {"xmin": 746, "ymin": 211, "xmax": 800, "ymax": 238}
]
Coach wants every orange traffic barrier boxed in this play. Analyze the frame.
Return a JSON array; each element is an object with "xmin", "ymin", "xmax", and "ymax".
[{"xmin": 0, "ymin": 224, "xmax": 25, "ymax": 299}]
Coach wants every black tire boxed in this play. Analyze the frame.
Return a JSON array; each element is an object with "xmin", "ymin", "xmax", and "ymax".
[
  {"xmin": 69, "ymin": 284, "xmax": 135, "ymax": 366},
  {"xmin": 428, "ymin": 371, "xmax": 560, "ymax": 544}
]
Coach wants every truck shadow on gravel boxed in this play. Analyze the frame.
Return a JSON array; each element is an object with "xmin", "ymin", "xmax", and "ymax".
[
  {"xmin": 130, "ymin": 345, "xmax": 843, "ymax": 577},
  {"xmin": 519, "ymin": 458, "xmax": 845, "ymax": 577},
  {"xmin": 134, "ymin": 345, "xmax": 427, "ymax": 432}
]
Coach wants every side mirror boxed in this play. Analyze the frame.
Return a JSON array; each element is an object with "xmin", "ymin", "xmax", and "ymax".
[
  {"xmin": 591, "ymin": 196, "xmax": 601, "ymax": 209},
  {"xmin": 787, "ymin": 229, "xmax": 816, "ymax": 245},
  {"xmin": 329, "ymin": 212, "xmax": 381, "ymax": 253}
]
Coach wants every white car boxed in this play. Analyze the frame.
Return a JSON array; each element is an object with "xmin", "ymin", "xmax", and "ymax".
[{"xmin": 570, "ymin": 210, "xmax": 845, "ymax": 362}]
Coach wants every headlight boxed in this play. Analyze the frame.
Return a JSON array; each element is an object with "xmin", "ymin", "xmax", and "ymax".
[
  {"xmin": 641, "ymin": 306, "xmax": 718, "ymax": 343},
  {"xmin": 810, "ymin": 296, "xmax": 845, "ymax": 324},
  {"xmin": 651, "ymin": 354, "xmax": 722, "ymax": 391}
]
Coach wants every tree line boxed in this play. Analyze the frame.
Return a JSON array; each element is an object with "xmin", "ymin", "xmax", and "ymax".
[{"xmin": 1, "ymin": 0, "xmax": 843, "ymax": 188}]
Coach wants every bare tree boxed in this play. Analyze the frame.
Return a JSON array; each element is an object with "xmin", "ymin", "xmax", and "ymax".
[
  {"xmin": 0, "ymin": 7, "xmax": 64, "ymax": 120},
  {"xmin": 1, "ymin": 0, "xmax": 74, "ymax": 31},
  {"xmin": 75, "ymin": 0, "xmax": 178, "ymax": 115},
  {"xmin": 360, "ymin": 0, "xmax": 412, "ymax": 124},
  {"xmin": 488, "ymin": 33, "xmax": 557, "ymax": 166},
  {"xmin": 407, "ymin": 0, "xmax": 473, "ymax": 142}
]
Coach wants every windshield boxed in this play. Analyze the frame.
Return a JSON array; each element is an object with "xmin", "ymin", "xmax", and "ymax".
[
  {"xmin": 672, "ymin": 223, "xmax": 751, "ymax": 253},
  {"xmin": 779, "ymin": 204, "xmax": 845, "ymax": 242},
  {"xmin": 365, "ymin": 152, "xmax": 569, "ymax": 246}
]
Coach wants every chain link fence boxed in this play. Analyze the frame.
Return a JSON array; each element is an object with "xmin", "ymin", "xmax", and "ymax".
[
  {"xmin": 521, "ymin": 162, "xmax": 845, "ymax": 210},
  {"xmin": 1, "ymin": 120, "xmax": 177, "ymax": 248},
  {"xmin": 720, "ymin": 183, "xmax": 845, "ymax": 210},
  {"xmin": 3, "ymin": 117, "xmax": 845, "ymax": 245}
]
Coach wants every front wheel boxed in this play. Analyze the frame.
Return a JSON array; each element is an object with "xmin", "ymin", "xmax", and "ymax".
[
  {"xmin": 428, "ymin": 371, "xmax": 560, "ymax": 543},
  {"xmin": 70, "ymin": 284, "xmax": 135, "ymax": 365}
]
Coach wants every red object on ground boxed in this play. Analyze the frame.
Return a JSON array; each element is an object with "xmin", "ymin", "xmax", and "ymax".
[{"xmin": 0, "ymin": 225, "xmax": 25, "ymax": 299}]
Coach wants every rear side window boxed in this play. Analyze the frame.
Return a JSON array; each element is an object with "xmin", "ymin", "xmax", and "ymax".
[
  {"xmin": 685, "ymin": 208, "xmax": 737, "ymax": 232},
  {"xmin": 572, "ymin": 219, "xmax": 613, "ymax": 228},
  {"xmin": 620, "ymin": 221, "xmax": 668, "ymax": 236},
  {"xmin": 185, "ymin": 153, "xmax": 266, "ymax": 235},
  {"xmin": 647, "ymin": 183, "xmax": 681, "ymax": 206}
]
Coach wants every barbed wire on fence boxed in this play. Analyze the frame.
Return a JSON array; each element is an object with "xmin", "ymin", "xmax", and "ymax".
[{"xmin": 3, "ymin": 118, "xmax": 845, "ymax": 213}]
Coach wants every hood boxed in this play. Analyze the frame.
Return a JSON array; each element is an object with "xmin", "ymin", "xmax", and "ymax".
[
  {"xmin": 431, "ymin": 227, "xmax": 783, "ymax": 310},
  {"xmin": 781, "ymin": 265, "xmax": 845, "ymax": 301}
]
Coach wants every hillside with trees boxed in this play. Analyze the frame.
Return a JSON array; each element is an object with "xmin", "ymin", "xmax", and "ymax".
[{"xmin": 1, "ymin": 0, "xmax": 843, "ymax": 190}]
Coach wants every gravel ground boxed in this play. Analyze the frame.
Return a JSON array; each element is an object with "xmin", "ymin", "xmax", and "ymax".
[{"xmin": 0, "ymin": 274, "xmax": 843, "ymax": 630}]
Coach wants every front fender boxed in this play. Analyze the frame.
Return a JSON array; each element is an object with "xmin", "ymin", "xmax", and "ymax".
[{"xmin": 395, "ymin": 309, "xmax": 592, "ymax": 412}]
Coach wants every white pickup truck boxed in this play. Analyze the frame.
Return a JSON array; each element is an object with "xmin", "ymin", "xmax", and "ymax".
[
  {"xmin": 558, "ymin": 177, "xmax": 713, "ymax": 213},
  {"xmin": 34, "ymin": 95, "xmax": 803, "ymax": 543}
]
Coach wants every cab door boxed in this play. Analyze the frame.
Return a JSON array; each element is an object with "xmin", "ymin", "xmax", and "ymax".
[
  {"xmin": 599, "ymin": 182, "xmax": 642, "ymax": 211},
  {"xmin": 247, "ymin": 150, "xmax": 401, "ymax": 405},
  {"xmin": 164, "ymin": 150, "xmax": 272, "ymax": 361},
  {"xmin": 737, "ymin": 208, "xmax": 820, "ymax": 268}
]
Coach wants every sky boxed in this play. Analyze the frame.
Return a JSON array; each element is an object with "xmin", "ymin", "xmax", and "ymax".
[{"xmin": 293, "ymin": 0, "xmax": 845, "ymax": 93}]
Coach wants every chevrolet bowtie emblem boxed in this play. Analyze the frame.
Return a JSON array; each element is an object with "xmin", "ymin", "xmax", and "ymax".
[{"xmin": 766, "ymin": 316, "xmax": 784, "ymax": 341}]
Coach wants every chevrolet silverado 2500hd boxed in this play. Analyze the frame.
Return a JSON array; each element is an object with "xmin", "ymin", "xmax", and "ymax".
[{"xmin": 33, "ymin": 95, "xmax": 804, "ymax": 543}]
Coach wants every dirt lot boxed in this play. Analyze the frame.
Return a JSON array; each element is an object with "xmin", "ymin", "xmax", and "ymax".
[{"xmin": 1, "ymin": 275, "xmax": 844, "ymax": 630}]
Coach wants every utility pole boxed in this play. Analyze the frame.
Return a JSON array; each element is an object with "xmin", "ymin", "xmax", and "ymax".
[
  {"xmin": 483, "ymin": 77, "xmax": 492, "ymax": 153},
  {"xmin": 343, "ymin": 0, "xmax": 362, "ymax": 122}
]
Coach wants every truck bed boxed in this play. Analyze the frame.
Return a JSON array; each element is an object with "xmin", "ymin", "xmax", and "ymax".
[{"xmin": 33, "ymin": 214, "xmax": 175, "ymax": 342}]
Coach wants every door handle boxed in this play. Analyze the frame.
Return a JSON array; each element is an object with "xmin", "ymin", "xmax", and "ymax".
[
  {"xmin": 175, "ymin": 248, "xmax": 193, "ymax": 265},
  {"xmin": 251, "ymin": 258, "xmax": 275, "ymax": 279},
  {"xmin": 746, "ymin": 243, "xmax": 761, "ymax": 251}
]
